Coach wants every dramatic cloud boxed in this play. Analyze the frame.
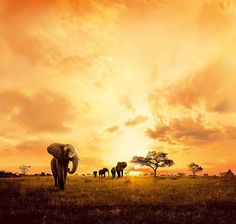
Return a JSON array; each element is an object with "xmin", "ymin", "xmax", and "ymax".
[
  {"xmin": 125, "ymin": 115, "xmax": 148, "ymax": 127},
  {"xmin": 0, "ymin": 89, "xmax": 74, "ymax": 133},
  {"xmin": 166, "ymin": 60, "xmax": 236, "ymax": 113},
  {"xmin": 14, "ymin": 139, "xmax": 51, "ymax": 152},
  {"xmin": 146, "ymin": 116, "xmax": 236, "ymax": 146},
  {"xmin": 1, "ymin": 0, "xmax": 236, "ymax": 174}
]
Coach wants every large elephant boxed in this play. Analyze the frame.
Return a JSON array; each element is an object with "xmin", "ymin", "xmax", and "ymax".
[
  {"xmin": 47, "ymin": 143, "xmax": 79, "ymax": 190},
  {"xmin": 111, "ymin": 167, "xmax": 116, "ymax": 178},
  {"xmin": 99, "ymin": 168, "xmax": 109, "ymax": 177},
  {"xmin": 116, "ymin": 162, "xmax": 127, "ymax": 178}
]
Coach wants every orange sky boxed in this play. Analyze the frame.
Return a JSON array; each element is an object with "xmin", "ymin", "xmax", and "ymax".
[{"xmin": 0, "ymin": 0, "xmax": 236, "ymax": 175}]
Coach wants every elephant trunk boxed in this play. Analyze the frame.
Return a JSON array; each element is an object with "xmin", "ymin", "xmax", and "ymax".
[{"xmin": 68, "ymin": 155, "xmax": 79, "ymax": 174}]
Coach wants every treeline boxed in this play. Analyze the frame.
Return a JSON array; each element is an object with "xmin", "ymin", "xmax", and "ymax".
[
  {"xmin": 0, "ymin": 170, "xmax": 18, "ymax": 178},
  {"xmin": 0, "ymin": 170, "xmax": 51, "ymax": 178}
]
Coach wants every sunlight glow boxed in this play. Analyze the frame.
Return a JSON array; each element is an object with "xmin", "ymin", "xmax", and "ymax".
[{"xmin": 128, "ymin": 171, "xmax": 141, "ymax": 176}]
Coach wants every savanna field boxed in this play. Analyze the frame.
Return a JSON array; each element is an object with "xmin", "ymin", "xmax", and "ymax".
[{"xmin": 1, "ymin": 176, "xmax": 236, "ymax": 224}]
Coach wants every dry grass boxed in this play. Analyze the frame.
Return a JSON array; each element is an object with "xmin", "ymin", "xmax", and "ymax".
[{"xmin": 0, "ymin": 176, "xmax": 236, "ymax": 224}]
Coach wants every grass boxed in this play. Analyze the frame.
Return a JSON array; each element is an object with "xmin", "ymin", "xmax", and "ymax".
[{"xmin": 0, "ymin": 176, "xmax": 236, "ymax": 224}]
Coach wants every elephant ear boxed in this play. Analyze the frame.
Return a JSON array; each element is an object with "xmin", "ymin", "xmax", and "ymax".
[
  {"xmin": 123, "ymin": 162, "xmax": 127, "ymax": 168},
  {"xmin": 117, "ymin": 162, "xmax": 127, "ymax": 168},
  {"xmin": 47, "ymin": 143, "xmax": 63, "ymax": 160}
]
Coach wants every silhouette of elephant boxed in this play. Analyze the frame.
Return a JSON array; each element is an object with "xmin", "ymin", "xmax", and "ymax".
[
  {"xmin": 47, "ymin": 143, "xmax": 79, "ymax": 190},
  {"xmin": 93, "ymin": 171, "xmax": 97, "ymax": 177},
  {"xmin": 99, "ymin": 168, "xmax": 109, "ymax": 177},
  {"xmin": 116, "ymin": 162, "xmax": 127, "ymax": 177},
  {"xmin": 111, "ymin": 167, "xmax": 116, "ymax": 178}
]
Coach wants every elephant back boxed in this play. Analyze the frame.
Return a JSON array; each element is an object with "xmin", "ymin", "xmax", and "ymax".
[{"xmin": 103, "ymin": 168, "xmax": 109, "ymax": 172}]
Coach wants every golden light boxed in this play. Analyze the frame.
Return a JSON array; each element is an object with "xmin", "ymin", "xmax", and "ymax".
[{"xmin": 128, "ymin": 171, "xmax": 142, "ymax": 176}]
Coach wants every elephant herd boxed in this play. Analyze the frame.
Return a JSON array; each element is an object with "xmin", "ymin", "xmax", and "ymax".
[
  {"xmin": 93, "ymin": 162, "xmax": 127, "ymax": 178},
  {"xmin": 47, "ymin": 143, "xmax": 127, "ymax": 190}
]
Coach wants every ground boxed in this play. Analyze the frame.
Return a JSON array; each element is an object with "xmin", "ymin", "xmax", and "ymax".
[{"xmin": 0, "ymin": 176, "xmax": 236, "ymax": 224}]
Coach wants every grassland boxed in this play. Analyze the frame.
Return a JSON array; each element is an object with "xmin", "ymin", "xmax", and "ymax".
[{"xmin": 0, "ymin": 176, "xmax": 236, "ymax": 224}]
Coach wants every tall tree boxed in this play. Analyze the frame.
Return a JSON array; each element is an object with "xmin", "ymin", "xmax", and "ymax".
[
  {"xmin": 131, "ymin": 151, "xmax": 174, "ymax": 177},
  {"xmin": 188, "ymin": 162, "xmax": 203, "ymax": 176}
]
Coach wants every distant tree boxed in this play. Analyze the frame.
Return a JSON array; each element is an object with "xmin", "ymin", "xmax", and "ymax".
[
  {"xmin": 131, "ymin": 151, "xmax": 174, "ymax": 177},
  {"xmin": 188, "ymin": 163, "xmax": 203, "ymax": 176},
  {"xmin": 19, "ymin": 165, "xmax": 31, "ymax": 175}
]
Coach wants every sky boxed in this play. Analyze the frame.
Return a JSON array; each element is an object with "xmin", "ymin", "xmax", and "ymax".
[{"xmin": 0, "ymin": 0, "xmax": 236, "ymax": 175}]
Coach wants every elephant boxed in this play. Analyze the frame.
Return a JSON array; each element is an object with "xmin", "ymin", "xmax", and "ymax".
[
  {"xmin": 116, "ymin": 162, "xmax": 127, "ymax": 178},
  {"xmin": 93, "ymin": 171, "xmax": 97, "ymax": 178},
  {"xmin": 99, "ymin": 168, "xmax": 109, "ymax": 177},
  {"xmin": 111, "ymin": 167, "xmax": 116, "ymax": 178},
  {"xmin": 47, "ymin": 143, "xmax": 79, "ymax": 190}
]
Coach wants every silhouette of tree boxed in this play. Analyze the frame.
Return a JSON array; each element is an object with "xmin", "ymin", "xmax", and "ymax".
[
  {"xmin": 131, "ymin": 151, "xmax": 174, "ymax": 177},
  {"xmin": 188, "ymin": 162, "xmax": 203, "ymax": 176},
  {"xmin": 19, "ymin": 165, "xmax": 31, "ymax": 175}
]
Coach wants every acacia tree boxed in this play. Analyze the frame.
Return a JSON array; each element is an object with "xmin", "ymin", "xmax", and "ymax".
[
  {"xmin": 188, "ymin": 162, "xmax": 203, "ymax": 176},
  {"xmin": 19, "ymin": 165, "xmax": 31, "ymax": 175},
  {"xmin": 131, "ymin": 151, "xmax": 174, "ymax": 177}
]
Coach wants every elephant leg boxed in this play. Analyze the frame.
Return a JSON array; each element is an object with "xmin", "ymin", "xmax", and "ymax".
[
  {"xmin": 53, "ymin": 174, "xmax": 57, "ymax": 187},
  {"xmin": 51, "ymin": 158, "xmax": 58, "ymax": 187},
  {"xmin": 58, "ymin": 163, "xmax": 65, "ymax": 190},
  {"xmin": 64, "ymin": 162, "xmax": 69, "ymax": 184},
  {"xmin": 121, "ymin": 170, "xmax": 123, "ymax": 177}
]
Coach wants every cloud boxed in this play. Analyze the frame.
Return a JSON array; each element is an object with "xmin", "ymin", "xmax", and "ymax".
[
  {"xmin": 13, "ymin": 139, "xmax": 53, "ymax": 158},
  {"xmin": 0, "ymin": 0, "xmax": 124, "ymax": 69},
  {"xmin": 14, "ymin": 139, "xmax": 51, "ymax": 152},
  {"xmin": 146, "ymin": 116, "xmax": 235, "ymax": 146},
  {"xmin": 0, "ymin": 89, "xmax": 74, "ymax": 133},
  {"xmin": 105, "ymin": 125, "xmax": 120, "ymax": 133},
  {"xmin": 1, "ymin": 0, "xmax": 236, "ymax": 173},
  {"xmin": 125, "ymin": 115, "xmax": 148, "ymax": 127},
  {"xmin": 166, "ymin": 60, "xmax": 236, "ymax": 113}
]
